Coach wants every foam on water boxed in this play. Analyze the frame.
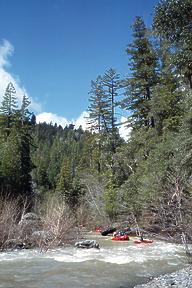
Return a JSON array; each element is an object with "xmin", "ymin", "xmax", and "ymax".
[
  {"xmin": 0, "ymin": 240, "xmax": 186, "ymax": 266},
  {"xmin": 0, "ymin": 249, "xmax": 41, "ymax": 262},
  {"xmin": 43, "ymin": 240, "xmax": 185, "ymax": 265},
  {"xmin": 48, "ymin": 248, "xmax": 101, "ymax": 263}
]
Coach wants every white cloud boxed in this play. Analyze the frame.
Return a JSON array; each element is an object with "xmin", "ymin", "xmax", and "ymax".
[
  {"xmin": 72, "ymin": 111, "xmax": 89, "ymax": 130},
  {"xmin": 36, "ymin": 111, "xmax": 89, "ymax": 130},
  {"xmin": 0, "ymin": 39, "xmax": 41, "ymax": 113},
  {"xmin": 119, "ymin": 116, "xmax": 132, "ymax": 141},
  {"xmin": 36, "ymin": 112, "xmax": 69, "ymax": 127},
  {"xmin": 0, "ymin": 39, "xmax": 13, "ymax": 67}
]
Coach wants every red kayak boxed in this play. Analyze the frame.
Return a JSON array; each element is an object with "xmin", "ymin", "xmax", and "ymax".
[
  {"xmin": 95, "ymin": 227, "xmax": 102, "ymax": 233},
  {"xmin": 111, "ymin": 234, "xmax": 129, "ymax": 241},
  {"xmin": 134, "ymin": 239, "xmax": 153, "ymax": 244}
]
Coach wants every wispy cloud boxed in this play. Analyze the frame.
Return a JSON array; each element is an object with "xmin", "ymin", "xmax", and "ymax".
[
  {"xmin": 0, "ymin": 39, "xmax": 41, "ymax": 113},
  {"xmin": 0, "ymin": 39, "xmax": 13, "ymax": 67}
]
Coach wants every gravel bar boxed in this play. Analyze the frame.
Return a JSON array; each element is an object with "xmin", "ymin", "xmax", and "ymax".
[{"xmin": 135, "ymin": 265, "xmax": 192, "ymax": 288}]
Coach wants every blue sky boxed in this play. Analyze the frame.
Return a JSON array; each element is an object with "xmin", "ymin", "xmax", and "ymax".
[{"xmin": 0, "ymin": 0, "xmax": 158, "ymax": 135}]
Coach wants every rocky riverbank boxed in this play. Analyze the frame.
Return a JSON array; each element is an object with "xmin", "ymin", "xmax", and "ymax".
[
  {"xmin": 0, "ymin": 211, "xmax": 82, "ymax": 251},
  {"xmin": 135, "ymin": 265, "xmax": 192, "ymax": 288}
]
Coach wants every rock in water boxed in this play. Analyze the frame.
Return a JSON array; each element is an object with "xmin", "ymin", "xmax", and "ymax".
[{"xmin": 75, "ymin": 240, "xmax": 100, "ymax": 249}]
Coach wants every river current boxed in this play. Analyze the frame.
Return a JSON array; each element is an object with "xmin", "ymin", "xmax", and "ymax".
[{"xmin": 0, "ymin": 233, "xmax": 188, "ymax": 288}]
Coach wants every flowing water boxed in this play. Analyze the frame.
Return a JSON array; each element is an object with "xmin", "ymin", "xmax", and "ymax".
[{"xmin": 0, "ymin": 233, "xmax": 188, "ymax": 288}]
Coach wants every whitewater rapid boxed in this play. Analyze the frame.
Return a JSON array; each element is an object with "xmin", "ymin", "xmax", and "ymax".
[{"xmin": 0, "ymin": 235, "xmax": 188, "ymax": 288}]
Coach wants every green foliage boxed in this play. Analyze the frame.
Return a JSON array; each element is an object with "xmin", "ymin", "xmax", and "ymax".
[
  {"xmin": 115, "ymin": 7, "xmax": 192, "ymax": 226},
  {"xmin": 0, "ymin": 82, "xmax": 18, "ymax": 134},
  {"xmin": 0, "ymin": 83, "xmax": 34, "ymax": 208},
  {"xmin": 0, "ymin": 82, "xmax": 17, "ymax": 116},
  {"xmin": 125, "ymin": 16, "xmax": 158, "ymax": 128},
  {"xmin": 153, "ymin": 0, "xmax": 192, "ymax": 43},
  {"xmin": 153, "ymin": 0, "xmax": 192, "ymax": 88},
  {"xmin": 102, "ymin": 68, "xmax": 121, "ymax": 130},
  {"xmin": 20, "ymin": 95, "xmax": 31, "ymax": 125},
  {"xmin": 150, "ymin": 40, "xmax": 183, "ymax": 134},
  {"xmin": 103, "ymin": 177, "xmax": 119, "ymax": 221},
  {"xmin": 56, "ymin": 156, "xmax": 84, "ymax": 210},
  {"xmin": 87, "ymin": 69, "xmax": 123, "ymax": 175},
  {"xmin": 88, "ymin": 76, "xmax": 110, "ymax": 133}
]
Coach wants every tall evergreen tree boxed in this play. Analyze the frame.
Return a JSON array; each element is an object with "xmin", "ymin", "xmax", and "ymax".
[
  {"xmin": 125, "ymin": 16, "xmax": 158, "ymax": 129},
  {"xmin": 0, "ymin": 82, "xmax": 17, "ymax": 135},
  {"xmin": 87, "ymin": 75, "xmax": 111, "ymax": 173},
  {"xmin": 102, "ymin": 68, "xmax": 121, "ymax": 131},
  {"xmin": 17, "ymin": 94, "xmax": 34, "ymax": 203},
  {"xmin": 153, "ymin": 0, "xmax": 192, "ymax": 88},
  {"xmin": 56, "ymin": 156, "xmax": 83, "ymax": 211},
  {"xmin": 20, "ymin": 95, "xmax": 31, "ymax": 125},
  {"xmin": 102, "ymin": 68, "xmax": 122, "ymax": 155},
  {"xmin": 0, "ymin": 85, "xmax": 34, "ymax": 208},
  {"xmin": 87, "ymin": 76, "xmax": 110, "ymax": 133},
  {"xmin": 151, "ymin": 39, "xmax": 183, "ymax": 133}
]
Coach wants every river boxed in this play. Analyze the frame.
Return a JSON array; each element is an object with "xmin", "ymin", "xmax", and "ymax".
[{"xmin": 0, "ymin": 233, "xmax": 188, "ymax": 288}]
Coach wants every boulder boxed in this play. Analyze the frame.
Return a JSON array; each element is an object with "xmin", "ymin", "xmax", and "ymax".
[
  {"xmin": 3, "ymin": 239, "xmax": 25, "ymax": 250},
  {"xmin": 101, "ymin": 227, "xmax": 116, "ymax": 236},
  {"xmin": 18, "ymin": 213, "xmax": 43, "ymax": 239},
  {"xmin": 32, "ymin": 230, "xmax": 54, "ymax": 245},
  {"xmin": 20, "ymin": 213, "xmax": 41, "ymax": 221},
  {"xmin": 75, "ymin": 239, "xmax": 100, "ymax": 249}
]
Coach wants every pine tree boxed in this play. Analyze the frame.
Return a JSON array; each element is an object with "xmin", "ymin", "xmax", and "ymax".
[
  {"xmin": 0, "ymin": 82, "xmax": 18, "ymax": 135},
  {"xmin": 125, "ymin": 16, "xmax": 158, "ymax": 129},
  {"xmin": 103, "ymin": 180, "xmax": 118, "ymax": 221},
  {"xmin": 87, "ymin": 75, "xmax": 111, "ymax": 173},
  {"xmin": 102, "ymin": 68, "xmax": 122, "ymax": 154},
  {"xmin": 153, "ymin": 0, "xmax": 192, "ymax": 88},
  {"xmin": 0, "ymin": 85, "xmax": 34, "ymax": 208},
  {"xmin": 151, "ymin": 39, "xmax": 183, "ymax": 133},
  {"xmin": 102, "ymin": 68, "xmax": 121, "ymax": 131},
  {"xmin": 20, "ymin": 94, "xmax": 31, "ymax": 125},
  {"xmin": 56, "ymin": 156, "xmax": 83, "ymax": 210},
  {"xmin": 87, "ymin": 76, "xmax": 110, "ymax": 133}
]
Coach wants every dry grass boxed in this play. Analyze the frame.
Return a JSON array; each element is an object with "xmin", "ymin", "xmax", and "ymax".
[
  {"xmin": 37, "ymin": 195, "xmax": 82, "ymax": 251},
  {"xmin": 0, "ymin": 197, "xmax": 22, "ymax": 250},
  {"xmin": 0, "ymin": 195, "xmax": 82, "ymax": 251}
]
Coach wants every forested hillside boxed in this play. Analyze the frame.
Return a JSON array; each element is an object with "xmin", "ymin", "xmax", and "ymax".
[{"xmin": 0, "ymin": 0, "xmax": 191, "ymax": 244}]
